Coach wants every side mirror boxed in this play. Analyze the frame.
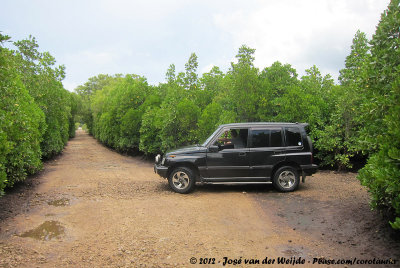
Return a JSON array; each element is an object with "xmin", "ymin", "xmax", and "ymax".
[{"xmin": 208, "ymin": 145, "xmax": 219, "ymax": 152}]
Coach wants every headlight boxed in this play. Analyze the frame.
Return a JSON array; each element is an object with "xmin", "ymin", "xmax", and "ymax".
[
  {"xmin": 155, "ymin": 154, "xmax": 161, "ymax": 164},
  {"xmin": 161, "ymin": 157, "xmax": 165, "ymax": 165}
]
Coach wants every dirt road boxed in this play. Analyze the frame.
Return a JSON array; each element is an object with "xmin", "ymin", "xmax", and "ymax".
[{"xmin": 0, "ymin": 130, "xmax": 399, "ymax": 267}]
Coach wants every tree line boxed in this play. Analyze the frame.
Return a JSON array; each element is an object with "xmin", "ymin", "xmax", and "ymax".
[
  {"xmin": 76, "ymin": 1, "xmax": 399, "ymax": 229},
  {"xmin": 0, "ymin": 34, "xmax": 79, "ymax": 195}
]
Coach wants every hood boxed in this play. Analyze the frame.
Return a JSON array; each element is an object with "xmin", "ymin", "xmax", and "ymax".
[{"xmin": 166, "ymin": 145, "xmax": 207, "ymax": 155}]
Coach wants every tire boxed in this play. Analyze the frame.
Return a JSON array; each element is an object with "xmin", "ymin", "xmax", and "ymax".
[
  {"xmin": 272, "ymin": 166, "xmax": 300, "ymax": 192},
  {"xmin": 168, "ymin": 167, "xmax": 196, "ymax": 194}
]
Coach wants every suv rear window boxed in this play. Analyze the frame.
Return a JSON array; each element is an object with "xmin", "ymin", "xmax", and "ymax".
[
  {"xmin": 285, "ymin": 127, "xmax": 302, "ymax": 146},
  {"xmin": 251, "ymin": 128, "xmax": 282, "ymax": 148}
]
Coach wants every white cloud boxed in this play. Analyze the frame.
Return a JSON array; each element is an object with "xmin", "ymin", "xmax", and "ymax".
[
  {"xmin": 98, "ymin": 0, "xmax": 187, "ymax": 22},
  {"xmin": 200, "ymin": 63, "xmax": 216, "ymax": 74},
  {"xmin": 213, "ymin": 0, "xmax": 389, "ymax": 78},
  {"xmin": 3, "ymin": 0, "xmax": 388, "ymax": 90},
  {"xmin": 81, "ymin": 51, "xmax": 116, "ymax": 65},
  {"xmin": 62, "ymin": 80, "xmax": 78, "ymax": 92},
  {"xmin": 61, "ymin": 49, "xmax": 124, "ymax": 91}
]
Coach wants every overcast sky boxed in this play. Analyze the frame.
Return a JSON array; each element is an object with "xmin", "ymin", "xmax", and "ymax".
[{"xmin": 1, "ymin": 0, "xmax": 390, "ymax": 92}]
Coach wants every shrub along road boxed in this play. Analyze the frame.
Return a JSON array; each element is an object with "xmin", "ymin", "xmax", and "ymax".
[{"xmin": 0, "ymin": 130, "xmax": 399, "ymax": 267}]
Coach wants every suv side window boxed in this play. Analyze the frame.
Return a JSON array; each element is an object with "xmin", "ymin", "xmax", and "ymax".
[
  {"xmin": 214, "ymin": 128, "xmax": 249, "ymax": 149},
  {"xmin": 270, "ymin": 129, "xmax": 283, "ymax": 147},
  {"xmin": 285, "ymin": 127, "xmax": 302, "ymax": 146},
  {"xmin": 251, "ymin": 128, "xmax": 283, "ymax": 148},
  {"xmin": 251, "ymin": 129, "xmax": 269, "ymax": 147}
]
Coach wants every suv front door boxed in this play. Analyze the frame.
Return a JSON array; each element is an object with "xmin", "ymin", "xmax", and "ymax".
[
  {"xmin": 205, "ymin": 128, "xmax": 250, "ymax": 180},
  {"xmin": 248, "ymin": 127, "xmax": 286, "ymax": 179}
]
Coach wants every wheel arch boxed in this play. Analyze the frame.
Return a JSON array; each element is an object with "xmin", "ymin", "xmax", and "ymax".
[
  {"xmin": 167, "ymin": 162, "xmax": 200, "ymax": 179},
  {"xmin": 271, "ymin": 161, "xmax": 301, "ymax": 178}
]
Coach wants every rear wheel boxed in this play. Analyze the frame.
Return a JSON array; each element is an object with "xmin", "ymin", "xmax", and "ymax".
[
  {"xmin": 272, "ymin": 166, "xmax": 299, "ymax": 192},
  {"xmin": 168, "ymin": 167, "xmax": 196, "ymax": 194}
]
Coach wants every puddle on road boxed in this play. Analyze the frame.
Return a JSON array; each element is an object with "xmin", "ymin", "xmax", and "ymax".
[
  {"xmin": 19, "ymin": 221, "xmax": 65, "ymax": 241},
  {"xmin": 47, "ymin": 198, "xmax": 70, "ymax": 207}
]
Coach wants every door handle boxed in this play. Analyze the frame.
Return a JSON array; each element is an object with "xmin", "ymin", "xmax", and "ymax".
[{"xmin": 239, "ymin": 152, "xmax": 246, "ymax": 157}]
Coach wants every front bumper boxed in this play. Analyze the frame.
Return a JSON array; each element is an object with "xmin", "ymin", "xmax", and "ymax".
[
  {"xmin": 154, "ymin": 164, "xmax": 168, "ymax": 178},
  {"xmin": 300, "ymin": 164, "xmax": 319, "ymax": 176}
]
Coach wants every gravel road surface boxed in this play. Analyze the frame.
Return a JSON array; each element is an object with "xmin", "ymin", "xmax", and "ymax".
[{"xmin": 0, "ymin": 130, "xmax": 399, "ymax": 267}]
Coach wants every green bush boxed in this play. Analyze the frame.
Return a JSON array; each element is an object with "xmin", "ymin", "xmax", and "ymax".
[
  {"xmin": 90, "ymin": 75, "xmax": 149, "ymax": 151},
  {"xmin": 139, "ymin": 106, "xmax": 163, "ymax": 154},
  {"xmin": 82, "ymin": 124, "xmax": 88, "ymax": 132},
  {"xmin": 359, "ymin": 148, "xmax": 400, "ymax": 229},
  {"xmin": 14, "ymin": 36, "xmax": 75, "ymax": 159},
  {"xmin": 198, "ymin": 102, "xmax": 223, "ymax": 142},
  {"xmin": 357, "ymin": 0, "xmax": 400, "ymax": 229},
  {"xmin": 0, "ymin": 37, "xmax": 45, "ymax": 194},
  {"xmin": 119, "ymin": 108, "xmax": 142, "ymax": 151},
  {"xmin": 0, "ymin": 34, "xmax": 78, "ymax": 194}
]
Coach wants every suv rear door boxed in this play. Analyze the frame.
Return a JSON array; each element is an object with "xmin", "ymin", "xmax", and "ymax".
[
  {"xmin": 248, "ymin": 127, "xmax": 286, "ymax": 179},
  {"xmin": 284, "ymin": 126, "xmax": 308, "ymax": 165}
]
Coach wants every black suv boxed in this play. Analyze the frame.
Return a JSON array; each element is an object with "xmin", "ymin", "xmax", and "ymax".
[{"xmin": 154, "ymin": 122, "xmax": 318, "ymax": 194}]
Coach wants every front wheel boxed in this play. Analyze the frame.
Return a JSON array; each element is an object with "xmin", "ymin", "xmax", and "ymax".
[
  {"xmin": 168, "ymin": 167, "xmax": 196, "ymax": 194},
  {"xmin": 272, "ymin": 166, "xmax": 300, "ymax": 192}
]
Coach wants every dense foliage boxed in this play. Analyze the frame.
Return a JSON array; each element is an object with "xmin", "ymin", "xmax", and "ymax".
[
  {"xmin": 76, "ymin": 1, "xmax": 399, "ymax": 229},
  {"xmin": 357, "ymin": 0, "xmax": 400, "ymax": 229},
  {"xmin": 0, "ymin": 34, "xmax": 78, "ymax": 194},
  {"xmin": 80, "ymin": 49, "xmax": 339, "ymax": 161}
]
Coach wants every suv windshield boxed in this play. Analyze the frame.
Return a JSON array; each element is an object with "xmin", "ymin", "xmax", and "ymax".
[{"xmin": 202, "ymin": 127, "xmax": 222, "ymax": 147}]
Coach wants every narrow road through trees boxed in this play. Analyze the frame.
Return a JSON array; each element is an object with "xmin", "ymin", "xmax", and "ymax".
[{"xmin": 0, "ymin": 131, "xmax": 399, "ymax": 267}]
